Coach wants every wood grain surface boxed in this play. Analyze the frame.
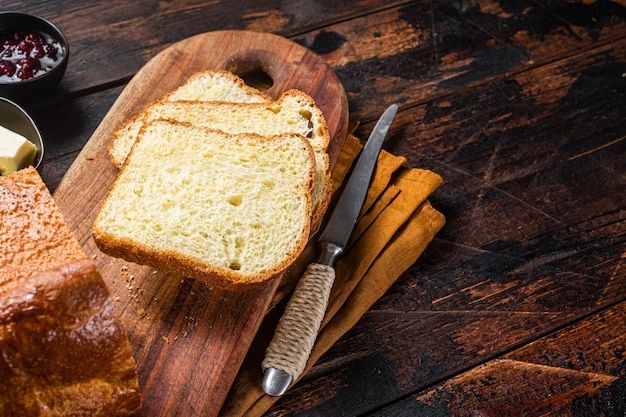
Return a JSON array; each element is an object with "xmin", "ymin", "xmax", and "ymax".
[
  {"xmin": 10, "ymin": 0, "xmax": 625, "ymax": 415},
  {"xmin": 50, "ymin": 31, "xmax": 348, "ymax": 417}
]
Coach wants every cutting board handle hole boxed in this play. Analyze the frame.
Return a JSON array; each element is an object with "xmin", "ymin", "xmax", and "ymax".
[
  {"xmin": 238, "ymin": 69, "xmax": 273, "ymax": 92},
  {"xmin": 223, "ymin": 50, "xmax": 281, "ymax": 92}
]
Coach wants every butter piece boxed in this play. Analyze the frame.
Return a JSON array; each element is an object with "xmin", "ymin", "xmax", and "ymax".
[{"xmin": 0, "ymin": 125, "xmax": 37, "ymax": 175}]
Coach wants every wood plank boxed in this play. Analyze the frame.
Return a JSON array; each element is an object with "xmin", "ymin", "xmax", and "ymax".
[
  {"xmin": 51, "ymin": 31, "xmax": 348, "ymax": 417},
  {"xmin": 296, "ymin": 0, "xmax": 626, "ymax": 121},
  {"xmin": 258, "ymin": 36, "xmax": 626, "ymax": 416},
  {"xmin": 26, "ymin": 0, "xmax": 626, "ymax": 192},
  {"xmin": 12, "ymin": 0, "xmax": 406, "ymax": 93},
  {"xmin": 12, "ymin": 0, "xmax": 624, "ymax": 111},
  {"xmin": 373, "ymin": 302, "xmax": 626, "ymax": 416},
  {"xmin": 30, "ymin": 87, "xmax": 123, "ymax": 192}
]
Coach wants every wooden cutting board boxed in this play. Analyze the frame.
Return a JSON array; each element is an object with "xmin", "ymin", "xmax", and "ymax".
[{"xmin": 53, "ymin": 30, "xmax": 348, "ymax": 417}]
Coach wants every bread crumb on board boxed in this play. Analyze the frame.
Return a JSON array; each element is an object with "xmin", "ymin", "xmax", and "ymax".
[
  {"xmin": 113, "ymin": 264, "xmax": 153, "ymax": 318},
  {"xmin": 115, "ymin": 265, "xmax": 201, "ymax": 338},
  {"xmin": 120, "ymin": 264, "xmax": 144, "ymax": 304}
]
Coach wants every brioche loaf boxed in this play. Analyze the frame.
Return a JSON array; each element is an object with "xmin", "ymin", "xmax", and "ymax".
[
  {"xmin": 109, "ymin": 70, "xmax": 270, "ymax": 169},
  {"xmin": 112, "ymin": 90, "xmax": 331, "ymax": 227},
  {"xmin": 0, "ymin": 167, "xmax": 141, "ymax": 416},
  {"xmin": 93, "ymin": 120, "xmax": 316, "ymax": 289}
]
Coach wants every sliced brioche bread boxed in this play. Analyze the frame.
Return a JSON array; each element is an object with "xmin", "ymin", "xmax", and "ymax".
[
  {"xmin": 135, "ymin": 90, "xmax": 329, "ymax": 157},
  {"xmin": 162, "ymin": 70, "xmax": 271, "ymax": 103},
  {"xmin": 109, "ymin": 70, "xmax": 270, "ymax": 168},
  {"xmin": 112, "ymin": 90, "xmax": 332, "ymax": 227},
  {"xmin": 93, "ymin": 120, "xmax": 316, "ymax": 289}
]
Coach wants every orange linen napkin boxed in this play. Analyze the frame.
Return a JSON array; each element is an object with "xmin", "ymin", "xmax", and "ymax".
[{"xmin": 219, "ymin": 134, "xmax": 445, "ymax": 417}]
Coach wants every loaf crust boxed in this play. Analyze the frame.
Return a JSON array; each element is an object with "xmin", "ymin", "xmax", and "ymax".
[
  {"xmin": 0, "ymin": 167, "xmax": 141, "ymax": 416},
  {"xmin": 0, "ymin": 259, "xmax": 142, "ymax": 416},
  {"xmin": 0, "ymin": 166, "xmax": 85, "ymax": 290}
]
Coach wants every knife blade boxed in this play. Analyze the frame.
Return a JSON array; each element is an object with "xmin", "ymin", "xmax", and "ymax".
[{"xmin": 261, "ymin": 103, "xmax": 398, "ymax": 396}]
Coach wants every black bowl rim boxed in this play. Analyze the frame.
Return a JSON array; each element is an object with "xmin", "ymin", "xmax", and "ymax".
[
  {"xmin": 0, "ymin": 96, "xmax": 44, "ymax": 169},
  {"xmin": 0, "ymin": 11, "xmax": 70, "ymax": 86}
]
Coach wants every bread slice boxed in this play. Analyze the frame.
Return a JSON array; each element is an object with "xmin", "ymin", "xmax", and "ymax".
[
  {"xmin": 112, "ymin": 89, "xmax": 331, "ymax": 228},
  {"xmin": 161, "ymin": 69, "xmax": 271, "ymax": 103},
  {"xmin": 93, "ymin": 120, "xmax": 316, "ymax": 289},
  {"xmin": 109, "ymin": 70, "xmax": 271, "ymax": 168},
  {"xmin": 0, "ymin": 167, "xmax": 141, "ymax": 416}
]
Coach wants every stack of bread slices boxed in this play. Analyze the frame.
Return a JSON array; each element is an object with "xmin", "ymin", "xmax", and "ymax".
[{"xmin": 93, "ymin": 70, "xmax": 332, "ymax": 290}]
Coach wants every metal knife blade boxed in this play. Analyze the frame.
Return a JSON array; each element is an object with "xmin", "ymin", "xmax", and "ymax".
[
  {"xmin": 318, "ymin": 103, "xmax": 398, "ymax": 262},
  {"xmin": 261, "ymin": 103, "xmax": 398, "ymax": 396}
]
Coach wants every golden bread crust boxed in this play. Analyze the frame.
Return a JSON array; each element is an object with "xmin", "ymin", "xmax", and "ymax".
[
  {"xmin": 0, "ymin": 167, "xmax": 141, "ymax": 416},
  {"xmin": 0, "ymin": 167, "xmax": 86, "ymax": 290},
  {"xmin": 0, "ymin": 259, "xmax": 141, "ymax": 416}
]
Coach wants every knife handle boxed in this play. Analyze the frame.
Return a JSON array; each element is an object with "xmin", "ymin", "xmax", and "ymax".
[{"xmin": 262, "ymin": 262, "xmax": 335, "ymax": 396}]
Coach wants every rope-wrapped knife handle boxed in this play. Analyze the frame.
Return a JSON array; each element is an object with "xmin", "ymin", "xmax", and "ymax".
[{"xmin": 262, "ymin": 262, "xmax": 335, "ymax": 393}]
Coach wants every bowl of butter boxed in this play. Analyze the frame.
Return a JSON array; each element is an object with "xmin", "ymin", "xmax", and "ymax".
[{"xmin": 0, "ymin": 96, "xmax": 43, "ymax": 175}]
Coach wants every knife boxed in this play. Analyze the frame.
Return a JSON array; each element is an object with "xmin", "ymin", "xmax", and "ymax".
[{"xmin": 261, "ymin": 103, "xmax": 398, "ymax": 396}]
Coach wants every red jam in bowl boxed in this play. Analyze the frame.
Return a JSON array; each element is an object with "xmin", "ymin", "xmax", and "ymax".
[{"xmin": 0, "ymin": 30, "xmax": 63, "ymax": 82}]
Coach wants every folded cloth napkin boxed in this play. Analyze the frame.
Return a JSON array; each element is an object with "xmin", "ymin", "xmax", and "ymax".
[{"xmin": 219, "ymin": 133, "xmax": 445, "ymax": 417}]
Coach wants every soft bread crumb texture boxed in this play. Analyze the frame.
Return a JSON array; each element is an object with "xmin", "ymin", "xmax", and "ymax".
[
  {"xmin": 109, "ymin": 70, "xmax": 270, "ymax": 168},
  {"xmin": 94, "ymin": 121, "xmax": 315, "ymax": 287},
  {"xmin": 163, "ymin": 70, "xmax": 271, "ymax": 103},
  {"xmin": 140, "ymin": 90, "xmax": 327, "ymax": 155},
  {"xmin": 109, "ymin": 88, "xmax": 332, "ymax": 229}
]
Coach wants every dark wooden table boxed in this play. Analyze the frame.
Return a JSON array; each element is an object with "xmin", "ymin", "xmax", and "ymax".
[{"xmin": 8, "ymin": 0, "xmax": 626, "ymax": 415}]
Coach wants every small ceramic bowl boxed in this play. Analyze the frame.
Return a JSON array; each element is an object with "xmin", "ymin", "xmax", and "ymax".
[
  {"xmin": 0, "ymin": 12, "xmax": 69, "ymax": 103},
  {"xmin": 0, "ymin": 96, "xmax": 44, "ymax": 170}
]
